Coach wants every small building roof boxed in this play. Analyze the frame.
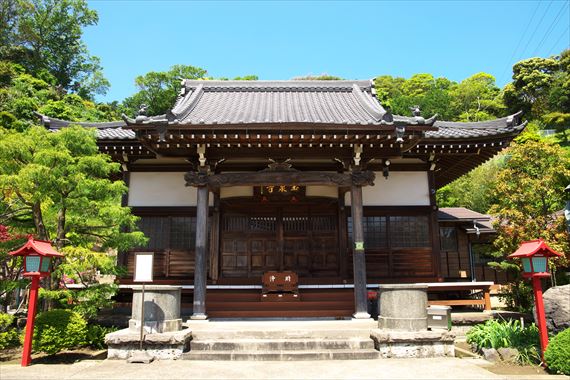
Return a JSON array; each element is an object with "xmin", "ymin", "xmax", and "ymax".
[
  {"xmin": 438, "ymin": 207, "xmax": 495, "ymax": 234},
  {"xmin": 438, "ymin": 207, "xmax": 491, "ymax": 221}
]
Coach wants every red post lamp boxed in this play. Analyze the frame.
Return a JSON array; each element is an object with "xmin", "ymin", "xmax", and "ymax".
[
  {"xmin": 508, "ymin": 239, "xmax": 562, "ymax": 362},
  {"xmin": 9, "ymin": 236, "xmax": 63, "ymax": 367}
]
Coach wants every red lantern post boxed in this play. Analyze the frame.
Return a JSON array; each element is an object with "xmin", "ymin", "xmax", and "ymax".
[
  {"xmin": 9, "ymin": 236, "xmax": 63, "ymax": 367},
  {"xmin": 508, "ymin": 239, "xmax": 562, "ymax": 362}
]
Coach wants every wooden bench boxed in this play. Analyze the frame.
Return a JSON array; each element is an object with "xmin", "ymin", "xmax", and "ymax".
[{"xmin": 417, "ymin": 281, "xmax": 494, "ymax": 311}]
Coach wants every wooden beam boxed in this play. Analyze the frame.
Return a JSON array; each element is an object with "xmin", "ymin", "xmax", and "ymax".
[{"xmin": 184, "ymin": 170, "xmax": 376, "ymax": 188}]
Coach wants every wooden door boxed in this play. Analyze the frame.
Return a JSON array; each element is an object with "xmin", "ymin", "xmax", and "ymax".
[
  {"xmin": 220, "ymin": 212, "xmax": 279, "ymax": 278},
  {"xmin": 220, "ymin": 203, "xmax": 339, "ymax": 278}
]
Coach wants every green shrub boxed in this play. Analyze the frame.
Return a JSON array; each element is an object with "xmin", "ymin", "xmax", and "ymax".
[
  {"xmin": 498, "ymin": 280, "xmax": 534, "ymax": 313},
  {"xmin": 467, "ymin": 318, "xmax": 540, "ymax": 365},
  {"xmin": 85, "ymin": 324, "xmax": 117, "ymax": 349},
  {"xmin": 32, "ymin": 309, "xmax": 87, "ymax": 355},
  {"xmin": 545, "ymin": 328, "xmax": 570, "ymax": 375},
  {"xmin": 0, "ymin": 312, "xmax": 19, "ymax": 349}
]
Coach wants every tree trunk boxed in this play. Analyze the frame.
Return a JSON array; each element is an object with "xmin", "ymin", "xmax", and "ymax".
[
  {"xmin": 56, "ymin": 207, "xmax": 66, "ymax": 248},
  {"xmin": 32, "ymin": 202, "xmax": 49, "ymax": 240}
]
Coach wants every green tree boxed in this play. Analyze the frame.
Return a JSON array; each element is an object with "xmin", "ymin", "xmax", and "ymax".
[
  {"xmin": 503, "ymin": 56, "xmax": 560, "ymax": 118},
  {"xmin": 450, "ymin": 72, "xmax": 505, "ymax": 121},
  {"xmin": 0, "ymin": 62, "xmax": 117, "ymax": 131},
  {"xmin": 122, "ymin": 64, "xmax": 208, "ymax": 116},
  {"xmin": 547, "ymin": 50, "xmax": 570, "ymax": 113},
  {"xmin": 0, "ymin": 125, "xmax": 144, "ymax": 249},
  {"xmin": 374, "ymin": 74, "xmax": 456, "ymax": 119},
  {"xmin": 488, "ymin": 140, "xmax": 569, "ymax": 305},
  {"xmin": 0, "ymin": 126, "xmax": 146, "ymax": 313},
  {"xmin": 373, "ymin": 75, "xmax": 405, "ymax": 109},
  {"xmin": 1, "ymin": 0, "xmax": 109, "ymax": 99}
]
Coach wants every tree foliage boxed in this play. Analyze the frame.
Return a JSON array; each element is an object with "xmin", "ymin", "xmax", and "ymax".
[
  {"xmin": 0, "ymin": 125, "xmax": 145, "ymax": 249},
  {"xmin": 0, "ymin": 126, "xmax": 146, "ymax": 314},
  {"xmin": 0, "ymin": 226, "xmax": 27, "ymax": 311},
  {"xmin": 122, "ymin": 64, "xmax": 208, "ymax": 117},
  {"xmin": 488, "ymin": 140, "xmax": 569, "ymax": 274},
  {"xmin": 0, "ymin": 0, "xmax": 108, "ymax": 99},
  {"xmin": 504, "ymin": 51, "xmax": 569, "ymax": 119}
]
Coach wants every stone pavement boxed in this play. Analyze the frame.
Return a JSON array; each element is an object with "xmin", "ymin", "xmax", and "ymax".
[{"xmin": 2, "ymin": 357, "xmax": 567, "ymax": 380}]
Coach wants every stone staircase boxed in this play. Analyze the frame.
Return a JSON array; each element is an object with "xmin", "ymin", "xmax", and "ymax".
[{"xmin": 183, "ymin": 320, "xmax": 379, "ymax": 361}]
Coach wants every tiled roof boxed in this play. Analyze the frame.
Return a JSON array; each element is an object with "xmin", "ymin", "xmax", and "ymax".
[
  {"xmin": 35, "ymin": 81, "xmax": 525, "ymax": 142},
  {"xmin": 173, "ymin": 80, "xmax": 386, "ymax": 125},
  {"xmin": 123, "ymin": 80, "xmax": 438, "ymax": 127},
  {"xmin": 97, "ymin": 127, "xmax": 135, "ymax": 140},
  {"xmin": 426, "ymin": 112, "xmax": 525, "ymax": 140}
]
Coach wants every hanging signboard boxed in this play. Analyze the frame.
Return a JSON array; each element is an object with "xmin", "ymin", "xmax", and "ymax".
[
  {"xmin": 254, "ymin": 185, "xmax": 305, "ymax": 203},
  {"xmin": 133, "ymin": 252, "xmax": 154, "ymax": 283}
]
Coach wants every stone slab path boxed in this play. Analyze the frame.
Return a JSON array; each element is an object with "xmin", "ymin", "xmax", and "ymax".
[{"xmin": 2, "ymin": 357, "xmax": 558, "ymax": 380}]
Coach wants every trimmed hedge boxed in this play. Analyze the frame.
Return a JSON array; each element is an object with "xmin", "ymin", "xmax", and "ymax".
[
  {"xmin": 545, "ymin": 328, "xmax": 570, "ymax": 375},
  {"xmin": 32, "ymin": 309, "xmax": 87, "ymax": 355}
]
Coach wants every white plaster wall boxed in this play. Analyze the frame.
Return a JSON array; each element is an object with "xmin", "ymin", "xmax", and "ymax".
[
  {"xmin": 345, "ymin": 171, "xmax": 430, "ymax": 206},
  {"xmin": 220, "ymin": 186, "xmax": 254, "ymax": 198},
  {"xmin": 128, "ymin": 172, "xmax": 202, "ymax": 206},
  {"xmin": 306, "ymin": 185, "xmax": 338, "ymax": 198}
]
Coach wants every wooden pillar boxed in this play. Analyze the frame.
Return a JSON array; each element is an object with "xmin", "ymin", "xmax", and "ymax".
[
  {"xmin": 428, "ymin": 171, "xmax": 442, "ymax": 280},
  {"xmin": 209, "ymin": 192, "xmax": 220, "ymax": 282},
  {"xmin": 338, "ymin": 188, "xmax": 348, "ymax": 279},
  {"xmin": 191, "ymin": 185, "xmax": 209, "ymax": 320},
  {"xmin": 350, "ymin": 184, "xmax": 370, "ymax": 319}
]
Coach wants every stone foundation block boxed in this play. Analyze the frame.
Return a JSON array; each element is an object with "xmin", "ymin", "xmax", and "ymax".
[
  {"xmin": 370, "ymin": 329, "xmax": 455, "ymax": 358},
  {"xmin": 105, "ymin": 327, "xmax": 192, "ymax": 360}
]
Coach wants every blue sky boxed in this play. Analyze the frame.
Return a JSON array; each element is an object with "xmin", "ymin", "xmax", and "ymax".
[{"xmin": 84, "ymin": 0, "xmax": 570, "ymax": 103}]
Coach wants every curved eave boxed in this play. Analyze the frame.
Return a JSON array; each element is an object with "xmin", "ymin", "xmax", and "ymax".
[
  {"xmin": 35, "ymin": 112, "xmax": 126, "ymax": 129},
  {"xmin": 421, "ymin": 120, "xmax": 527, "ymax": 144}
]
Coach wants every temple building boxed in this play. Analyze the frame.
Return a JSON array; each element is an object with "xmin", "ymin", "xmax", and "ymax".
[{"xmin": 37, "ymin": 80, "xmax": 525, "ymax": 319}]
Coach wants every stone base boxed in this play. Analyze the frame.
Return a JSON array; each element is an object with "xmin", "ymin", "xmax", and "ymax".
[
  {"xmin": 128, "ymin": 318, "xmax": 182, "ymax": 333},
  {"xmin": 127, "ymin": 350, "xmax": 155, "ymax": 364},
  {"xmin": 105, "ymin": 327, "xmax": 192, "ymax": 360},
  {"xmin": 370, "ymin": 330, "xmax": 455, "ymax": 358}
]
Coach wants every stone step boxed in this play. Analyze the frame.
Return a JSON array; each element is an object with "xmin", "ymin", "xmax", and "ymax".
[
  {"xmin": 183, "ymin": 349, "xmax": 380, "ymax": 361},
  {"xmin": 206, "ymin": 300, "xmax": 354, "ymax": 311},
  {"xmin": 191, "ymin": 329, "xmax": 373, "ymax": 340},
  {"xmin": 190, "ymin": 338, "xmax": 375, "ymax": 351},
  {"xmin": 206, "ymin": 309, "xmax": 355, "ymax": 318}
]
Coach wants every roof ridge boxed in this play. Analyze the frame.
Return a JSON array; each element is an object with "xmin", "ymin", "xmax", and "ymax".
[
  {"xmin": 350, "ymin": 84, "xmax": 385, "ymax": 121},
  {"xmin": 183, "ymin": 79, "xmax": 373, "ymax": 90},
  {"xmin": 170, "ymin": 84, "xmax": 204, "ymax": 121}
]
